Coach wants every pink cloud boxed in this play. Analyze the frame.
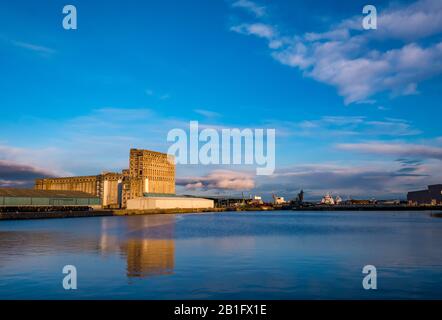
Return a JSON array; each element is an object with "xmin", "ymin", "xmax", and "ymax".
[{"xmin": 178, "ymin": 170, "xmax": 255, "ymax": 190}]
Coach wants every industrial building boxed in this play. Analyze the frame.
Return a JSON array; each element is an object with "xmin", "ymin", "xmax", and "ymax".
[
  {"xmin": 127, "ymin": 195, "xmax": 214, "ymax": 210},
  {"xmin": 35, "ymin": 149, "xmax": 175, "ymax": 208},
  {"xmin": 407, "ymin": 184, "xmax": 442, "ymax": 205},
  {"xmin": 35, "ymin": 172, "xmax": 123, "ymax": 207},
  {"xmin": 35, "ymin": 148, "xmax": 214, "ymax": 210},
  {"xmin": 0, "ymin": 188, "xmax": 100, "ymax": 211},
  {"xmin": 128, "ymin": 149, "xmax": 175, "ymax": 197}
]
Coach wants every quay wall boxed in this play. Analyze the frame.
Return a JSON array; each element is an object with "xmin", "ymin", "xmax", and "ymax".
[
  {"xmin": 294, "ymin": 205, "xmax": 442, "ymax": 211},
  {"xmin": 0, "ymin": 210, "xmax": 112, "ymax": 220}
]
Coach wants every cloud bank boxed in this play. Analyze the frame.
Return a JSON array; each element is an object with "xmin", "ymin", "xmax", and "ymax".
[
  {"xmin": 0, "ymin": 160, "xmax": 56, "ymax": 188},
  {"xmin": 230, "ymin": 0, "xmax": 442, "ymax": 104},
  {"xmin": 177, "ymin": 170, "xmax": 255, "ymax": 190},
  {"xmin": 337, "ymin": 142, "xmax": 442, "ymax": 160}
]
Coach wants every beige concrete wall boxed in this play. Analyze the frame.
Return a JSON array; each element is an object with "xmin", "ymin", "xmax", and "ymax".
[
  {"xmin": 127, "ymin": 197, "xmax": 214, "ymax": 210},
  {"xmin": 35, "ymin": 173, "xmax": 123, "ymax": 208},
  {"xmin": 129, "ymin": 149, "xmax": 175, "ymax": 198},
  {"xmin": 103, "ymin": 179, "xmax": 121, "ymax": 207},
  {"xmin": 35, "ymin": 176, "xmax": 99, "ymax": 196}
]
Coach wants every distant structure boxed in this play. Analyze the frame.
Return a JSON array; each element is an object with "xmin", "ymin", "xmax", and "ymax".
[
  {"xmin": 320, "ymin": 193, "xmax": 342, "ymax": 205},
  {"xmin": 321, "ymin": 193, "xmax": 335, "ymax": 205},
  {"xmin": 335, "ymin": 196, "xmax": 343, "ymax": 204},
  {"xmin": 297, "ymin": 190, "xmax": 304, "ymax": 203},
  {"xmin": 272, "ymin": 194, "xmax": 286, "ymax": 205},
  {"xmin": 244, "ymin": 195, "xmax": 264, "ymax": 206},
  {"xmin": 252, "ymin": 195, "xmax": 263, "ymax": 204},
  {"xmin": 407, "ymin": 184, "xmax": 442, "ymax": 205},
  {"xmin": 127, "ymin": 149, "xmax": 175, "ymax": 198},
  {"xmin": 35, "ymin": 148, "xmax": 175, "ymax": 208},
  {"xmin": 35, "ymin": 148, "xmax": 213, "ymax": 210},
  {"xmin": 344, "ymin": 199, "xmax": 375, "ymax": 205},
  {"xmin": 205, "ymin": 196, "xmax": 244, "ymax": 208},
  {"xmin": 0, "ymin": 188, "xmax": 100, "ymax": 211},
  {"xmin": 35, "ymin": 172, "xmax": 123, "ymax": 207}
]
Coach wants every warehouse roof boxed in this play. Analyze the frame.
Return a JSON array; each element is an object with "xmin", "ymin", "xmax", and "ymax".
[{"xmin": 0, "ymin": 188, "xmax": 98, "ymax": 198}]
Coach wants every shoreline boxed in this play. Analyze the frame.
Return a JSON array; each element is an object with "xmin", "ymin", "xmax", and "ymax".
[
  {"xmin": 1, "ymin": 205, "xmax": 442, "ymax": 220},
  {"xmin": 0, "ymin": 210, "xmax": 112, "ymax": 220},
  {"xmin": 293, "ymin": 205, "xmax": 442, "ymax": 211},
  {"xmin": 0, "ymin": 207, "xmax": 228, "ymax": 221}
]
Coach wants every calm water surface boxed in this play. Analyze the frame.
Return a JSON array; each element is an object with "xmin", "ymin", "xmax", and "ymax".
[{"xmin": 0, "ymin": 211, "xmax": 441, "ymax": 299}]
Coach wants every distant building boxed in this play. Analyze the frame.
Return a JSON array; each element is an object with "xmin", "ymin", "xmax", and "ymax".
[
  {"xmin": 0, "ymin": 188, "xmax": 100, "ymax": 209},
  {"xmin": 35, "ymin": 148, "xmax": 214, "ymax": 210},
  {"xmin": 343, "ymin": 199, "xmax": 375, "ymax": 205},
  {"xmin": 127, "ymin": 149, "xmax": 175, "ymax": 199},
  {"xmin": 407, "ymin": 184, "xmax": 442, "ymax": 205},
  {"xmin": 245, "ymin": 195, "xmax": 263, "ymax": 206},
  {"xmin": 320, "ymin": 193, "xmax": 335, "ymax": 205},
  {"xmin": 127, "ymin": 195, "xmax": 214, "ymax": 210},
  {"xmin": 377, "ymin": 199, "xmax": 401, "ymax": 205},
  {"xmin": 273, "ymin": 195, "xmax": 286, "ymax": 205},
  {"xmin": 35, "ymin": 148, "xmax": 175, "ymax": 208},
  {"xmin": 35, "ymin": 172, "xmax": 122, "ymax": 207},
  {"xmin": 204, "ymin": 196, "xmax": 244, "ymax": 208}
]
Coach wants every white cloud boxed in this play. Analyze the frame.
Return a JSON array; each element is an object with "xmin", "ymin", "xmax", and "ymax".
[
  {"xmin": 336, "ymin": 142, "xmax": 442, "ymax": 160},
  {"xmin": 374, "ymin": 0, "xmax": 442, "ymax": 41},
  {"xmin": 231, "ymin": 23, "xmax": 275, "ymax": 39},
  {"xmin": 144, "ymin": 89, "xmax": 171, "ymax": 100},
  {"xmin": 232, "ymin": 0, "xmax": 266, "ymax": 17},
  {"xmin": 12, "ymin": 41, "xmax": 55, "ymax": 55},
  {"xmin": 231, "ymin": 0, "xmax": 442, "ymax": 104},
  {"xmin": 273, "ymin": 40, "xmax": 442, "ymax": 104},
  {"xmin": 194, "ymin": 109, "xmax": 221, "ymax": 118},
  {"xmin": 268, "ymin": 116, "xmax": 421, "ymax": 138}
]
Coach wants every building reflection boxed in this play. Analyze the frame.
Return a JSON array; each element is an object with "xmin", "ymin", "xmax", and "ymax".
[
  {"xmin": 100, "ymin": 214, "xmax": 176, "ymax": 278},
  {"xmin": 0, "ymin": 215, "xmax": 176, "ymax": 280},
  {"xmin": 123, "ymin": 238, "xmax": 174, "ymax": 277}
]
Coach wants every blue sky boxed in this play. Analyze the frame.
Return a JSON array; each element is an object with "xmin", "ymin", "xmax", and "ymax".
[{"xmin": 1, "ymin": 0, "xmax": 442, "ymax": 200}]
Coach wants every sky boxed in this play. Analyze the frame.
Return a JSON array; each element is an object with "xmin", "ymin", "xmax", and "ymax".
[{"xmin": 1, "ymin": 0, "xmax": 442, "ymax": 201}]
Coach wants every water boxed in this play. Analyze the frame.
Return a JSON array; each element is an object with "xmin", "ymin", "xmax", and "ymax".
[{"xmin": 0, "ymin": 211, "xmax": 441, "ymax": 299}]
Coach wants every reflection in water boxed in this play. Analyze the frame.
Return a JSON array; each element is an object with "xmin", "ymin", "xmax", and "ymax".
[
  {"xmin": 123, "ymin": 239, "xmax": 174, "ymax": 278},
  {"xmin": 1, "ymin": 212, "xmax": 442, "ymax": 299},
  {"xmin": 100, "ymin": 214, "xmax": 176, "ymax": 278},
  {"xmin": 0, "ymin": 215, "xmax": 176, "ymax": 279},
  {"xmin": 0, "ymin": 230, "xmax": 99, "ymax": 262}
]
